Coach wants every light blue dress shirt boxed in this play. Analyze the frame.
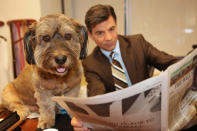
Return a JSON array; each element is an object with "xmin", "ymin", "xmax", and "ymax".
[{"xmin": 100, "ymin": 40, "xmax": 132, "ymax": 86}]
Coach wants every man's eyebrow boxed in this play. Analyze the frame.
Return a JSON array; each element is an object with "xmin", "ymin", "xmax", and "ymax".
[
  {"xmin": 110, "ymin": 26, "xmax": 116, "ymax": 29},
  {"xmin": 95, "ymin": 30, "xmax": 103, "ymax": 34}
]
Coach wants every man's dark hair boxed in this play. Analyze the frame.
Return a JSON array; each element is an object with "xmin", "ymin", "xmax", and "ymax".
[{"xmin": 85, "ymin": 4, "xmax": 117, "ymax": 33}]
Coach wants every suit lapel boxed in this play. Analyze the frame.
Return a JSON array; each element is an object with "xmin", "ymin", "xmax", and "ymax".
[
  {"xmin": 119, "ymin": 35, "xmax": 137, "ymax": 84},
  {"xmin": 96, "ymin": 48, "xmax": 114, "ymax": 85}
]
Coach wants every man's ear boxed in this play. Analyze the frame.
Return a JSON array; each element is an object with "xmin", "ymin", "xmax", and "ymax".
[{"xmin": 23, "ymin": 22, "xmax": 37, "ymax": 64}]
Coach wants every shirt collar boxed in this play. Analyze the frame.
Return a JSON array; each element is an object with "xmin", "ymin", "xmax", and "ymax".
[{"xmin": 100, "ymin": 40, "xmax": 120, "ymax": 58}]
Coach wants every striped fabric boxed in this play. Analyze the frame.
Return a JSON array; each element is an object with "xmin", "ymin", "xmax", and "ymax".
[
  {"xmin": 11, "ymin": 22, "xmax": 25, "ymax": 76},
  {"xmin": 110, "ymin": 52, "xmax": 128, "ymax": 90},
  {"xmin": 8, "ymin": 19, "xmax": 36, "ymax": 77}
]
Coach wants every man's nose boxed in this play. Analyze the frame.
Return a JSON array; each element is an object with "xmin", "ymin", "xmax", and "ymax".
[{"xmin": 105, "ymin": 32, "xmax": 112, "ymax": 40}]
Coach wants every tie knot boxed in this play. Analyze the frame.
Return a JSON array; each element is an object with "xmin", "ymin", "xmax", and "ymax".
[{"xmin": 110, "ymin": 51, "xmax": 115, "ymax": 59}]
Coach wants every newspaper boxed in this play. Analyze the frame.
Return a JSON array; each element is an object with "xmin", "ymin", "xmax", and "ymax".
[
  {"xmin": 52, "ymin": 49, "xmax": 197, "ymax": 131},
  {"xmin": 53, "ymin": 75, "xmax": 166, "ymax": 131},
  {"xmin": 162, "ymin": 49, "xmax": 197, "ymax": 131}
]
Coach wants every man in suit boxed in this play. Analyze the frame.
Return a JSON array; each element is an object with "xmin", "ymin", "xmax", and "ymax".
[{"xmin": 71, "ymin": 4, "xmax": 178, "ymax": 131}]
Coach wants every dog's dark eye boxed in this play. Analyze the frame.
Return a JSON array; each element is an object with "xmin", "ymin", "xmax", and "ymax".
[
  {"xmin": 42, "ymin": 35, "xmax": 51, "ymax": 42},
  {"xmin": 64, "ymin": 33, "xmax": 72, "ymax": 40}
]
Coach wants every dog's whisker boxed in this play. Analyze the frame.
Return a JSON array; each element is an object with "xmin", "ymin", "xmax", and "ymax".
[
  {"xmin": 69, "ymin": 47, "xmax": 80, "ymax": 58},
  {"xmin": 34, "ymin": 53, "xmax": 45, "ymax": 65}
]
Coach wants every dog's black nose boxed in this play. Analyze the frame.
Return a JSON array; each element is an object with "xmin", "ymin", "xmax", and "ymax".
[{"xmin": 55, "ymin": 55, "xmax": 67, "ymax": 65}]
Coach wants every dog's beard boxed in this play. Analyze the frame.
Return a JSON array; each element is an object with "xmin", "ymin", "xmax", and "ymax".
[
  {"xmin": 34, "ymin": 49, "xmax": 78, "ymax": 76},
  {"xmin": 53, "ymin": 57, "xmax": 72, "ymax": 75}
]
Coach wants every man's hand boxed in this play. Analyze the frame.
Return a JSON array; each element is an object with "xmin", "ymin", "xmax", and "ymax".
[{"xmin": 71, "ymin": 117, "xmax": 91, "ymax": 131}]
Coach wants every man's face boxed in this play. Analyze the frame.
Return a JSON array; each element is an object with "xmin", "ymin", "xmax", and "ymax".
[{"xmin": 89, "ymin": 16, "xmax": 118, "ymax": 51}]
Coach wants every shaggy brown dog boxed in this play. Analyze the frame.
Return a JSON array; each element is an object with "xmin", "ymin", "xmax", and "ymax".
[{"xmin": 0, "ymin": 14, "xmax": 87, "ymax": 129}]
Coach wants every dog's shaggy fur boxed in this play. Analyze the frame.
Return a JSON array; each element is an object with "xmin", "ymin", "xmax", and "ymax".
[{"xmin": 0, "ymin": 14, "xmax": 87, "ymax": 129}]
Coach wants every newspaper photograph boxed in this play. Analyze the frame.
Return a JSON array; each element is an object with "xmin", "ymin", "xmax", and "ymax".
[
  {"xmin": 53, "ymin": 73, "xmax": 167, "ymax": 131},
  {"xmin": 162, "ymin": 49, "xmax": 197, "ymax": 131}
]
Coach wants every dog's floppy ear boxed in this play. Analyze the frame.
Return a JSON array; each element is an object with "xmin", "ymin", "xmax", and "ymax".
[
  {"xmin": 24, "ymin": 22, "xmax": 37, "ymax": 64},
  {"xmin": 78, "ymin": 26, "xmax": 88, "ymax": 59},
  {"xmin": 70, "ymin": 18, "xmax": 88, "ymax": 59}
]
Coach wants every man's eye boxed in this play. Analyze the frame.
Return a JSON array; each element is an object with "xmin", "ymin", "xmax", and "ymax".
[
  {"xmin": 96, "ymin": 31, "xmax": 103, "ymax": 36},
  {"xmin": 109, "ymin": 27, "xmax": 115, "ymax": 32},
  {"xmin": 42, "ymin": 35, "xmax": 51, "ymax": 42},
  {"xmin": 65, "ymin": 33, "xmax": 72, "ymax": 40}
]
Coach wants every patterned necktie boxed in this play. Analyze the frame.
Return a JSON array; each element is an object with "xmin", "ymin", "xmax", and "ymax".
[{"xmin": 110, "ymin": 51, "xmax": 128, "ymax": 90}]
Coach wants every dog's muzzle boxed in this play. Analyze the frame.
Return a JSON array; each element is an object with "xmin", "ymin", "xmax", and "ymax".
[
  {"xmin": 55, "ymin": 55, "xmax": 67, "ymax": 73},
  {"xmin": 55, "ymin": 55, "xmax": 67, "ymax": 65}
]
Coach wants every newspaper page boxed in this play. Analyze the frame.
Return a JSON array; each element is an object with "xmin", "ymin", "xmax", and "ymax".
[
  {"xmin": 53, "ymin": 73, "xmax": 168, "ymax": 131},
  {"xmin": 162, "ymin": 49, "xmax": 197, "ymax": 131}
]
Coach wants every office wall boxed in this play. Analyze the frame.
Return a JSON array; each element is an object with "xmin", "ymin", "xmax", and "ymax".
[
  {"xmin": 40, "ymin": 0, "xmax": 62, "ymax": 17},
  {"xmin": 0, "ymin": 0, "xmax": 41, "ymax": 44},
  {"xmin": 126, "ymin": 0, "xmax": 197, "ymax": 56}
]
